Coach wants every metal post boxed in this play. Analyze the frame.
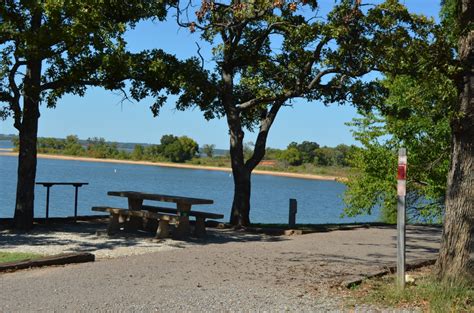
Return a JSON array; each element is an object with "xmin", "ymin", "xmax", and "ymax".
[
  {"xmin": 397, "ymin": 148, "xmax": 407, "ymax": 289},
  {"xmin": 45, "ymin": 185, "xmax": 51, "ymax": 222},
  {"xmin": 74, "ymin": 185, "xmax": 79, "ymax": 223},
  {"xmin": 289, "ymin": 198, "xmax": 297, "ymax": 228}
]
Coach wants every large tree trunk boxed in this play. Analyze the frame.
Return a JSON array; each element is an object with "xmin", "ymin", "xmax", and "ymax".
[
  {"xmin": 219, "ymin": 24, "xmax": 283, "ymax": 226},
  {"xmin": 226, "ymin": 99, "xmax": 250, "ymax": 227},
  {"xmin": 229, "ymin": 161, "xmax": 251, "ymax": 227},
  {"xmin": 220, "ymin": 62, "xmax": 252, "ymax": 227},
  {"xmin": 13, "ymin": 94, "xmax": 40, "ymax": 230},
  {"xmin": 13, "ymin": 8, "xmax": 43, "ymax": 230},
  {"xmin": 435, "ymin": 0, "xmax": 473, "ymax": 281},
  {"xmin": 13, "ymin": 7, "xmax": 42, "ymax": 230},
  {"xmin": 228, "ymin": 103, "xmax": 282, "ymax": 227}
]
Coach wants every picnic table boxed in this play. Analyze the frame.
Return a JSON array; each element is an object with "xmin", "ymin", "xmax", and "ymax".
[
  {"xmin": 93, "ymin": 191, "xmax": 221, "ymax": 239},
  {"xmin": 36, "ymin": 182, "xmax": 89, "ymax": 222}
]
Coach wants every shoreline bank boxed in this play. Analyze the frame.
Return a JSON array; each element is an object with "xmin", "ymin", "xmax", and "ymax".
[{"xmin": 0, "ymin": 150, "xmax": 347, "ymax": 182}]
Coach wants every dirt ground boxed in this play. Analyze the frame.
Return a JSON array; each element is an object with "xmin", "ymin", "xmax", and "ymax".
[{"xmin": 0, "ymin": 223, "xmax": 441, "ymax": 312}]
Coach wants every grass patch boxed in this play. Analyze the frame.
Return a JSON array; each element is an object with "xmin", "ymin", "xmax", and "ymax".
[
  {"xmin": 348, "ymin": 271, "xmax": 473, "ymax": 312},
  {"xmin": 0, "ymin": 251, "xmax": 43, "ymax": 264}
]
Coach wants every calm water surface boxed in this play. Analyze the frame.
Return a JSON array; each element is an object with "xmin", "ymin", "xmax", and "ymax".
[
  {"xmin": 0, "ymin": 155, "xmax": 379, "ymax": 223},
  {"xmin": 0, "ymin": 140, "xmax": 13, "ymax": 149}
]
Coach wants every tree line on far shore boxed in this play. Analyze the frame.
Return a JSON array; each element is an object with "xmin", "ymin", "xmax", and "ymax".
[
  {"xmin": 12, "ymin": 134, "xmax": 199, "ymax": 163},
  {"xmin": 11, "ymin": 134, "xmax": 355, "ymax": 168}
]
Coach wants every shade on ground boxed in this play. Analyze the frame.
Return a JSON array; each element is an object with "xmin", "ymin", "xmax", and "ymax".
[{"xmin": 0, "ymin": 225, "xmax": 440, "ymax": 311}]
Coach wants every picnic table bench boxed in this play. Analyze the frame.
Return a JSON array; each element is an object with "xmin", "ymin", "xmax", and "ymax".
[
  {"xmin": 141, "ymin": 205, "xmax": 224, "ymax": 237},
  {"xmin": 93, "ymin": 191, "xmax": 223, "ymax": 238},
  {"xmin": 91, "ymin": 206, "xmax": 179, "ymax": 238}
]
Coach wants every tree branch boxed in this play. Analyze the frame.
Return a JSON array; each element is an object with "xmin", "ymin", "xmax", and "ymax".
[
  {"xmin": 237, "ymin": 96, "xmax": 277, "ymax": 111},
  {"xmin": 230, "ymin": 22, "xmax": 288, "ymax": 68},
  {"xmin": 307, "ymin": 68, "xmax": 339, "ymax": 90},
  {"xmin": 8, "ymin": 59, "xmax": 25, "ymax": 100},
  {"xmin": 237, "ymin": 67, "xmax": 365, "ymax": 113},
  {"xmin": 237, "ymin": 89, "xmax": 296, "ymax": 111},
  {"xmin": 40, "ymin": 79, "xmax": 98, "ymax": 91},
  {"xmin": 8, "ymin": 57, "xmax": 26, "ymax": 129},
  {"xmin": 174, "ymin": 1, "xmax": 273, "ymax": 35},
  {"xmin": 229, "ymin": 21, "xmax": 247, "ymax": 57},
  {"xmin": 245, "ymin": 100, "xmax": 283, "ymax": 171},
  {"xmin": 302, "ymin": 36, "xmax": 331, "ymax": 76},
  {"xmin": 174, "ymin": 2, "xmax": 227, "ymax": 32},
  {"xmin": 195, "ymin": 42, "xmax": 205, "ymax": 69}
]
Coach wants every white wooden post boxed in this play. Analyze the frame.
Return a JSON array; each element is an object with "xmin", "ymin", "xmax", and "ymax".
[{"xmin": 397, "ymin": 148, "xmax": 407, "ymax": 289}]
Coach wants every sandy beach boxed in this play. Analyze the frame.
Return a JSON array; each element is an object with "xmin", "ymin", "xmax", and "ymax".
[{"xmin": 0, "ymin": 150, "xmax": 346, "ymax": 182}]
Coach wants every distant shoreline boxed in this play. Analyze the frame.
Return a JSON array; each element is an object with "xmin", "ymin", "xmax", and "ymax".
[{"xmin": 0, "ymin": 149, "xmax": 347, "ymax": 182}]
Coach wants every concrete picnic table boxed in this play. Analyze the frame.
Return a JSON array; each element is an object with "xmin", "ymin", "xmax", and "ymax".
[{"xmin": 107, "ymin": 191, "xmax": 214, "ymax": 238}]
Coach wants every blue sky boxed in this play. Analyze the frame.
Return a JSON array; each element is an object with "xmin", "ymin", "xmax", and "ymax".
[{"xmin": 0, "ymin": 1, "xmax": 441, "ymax": 149}]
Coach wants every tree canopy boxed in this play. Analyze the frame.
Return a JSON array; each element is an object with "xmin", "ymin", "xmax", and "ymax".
[
  {"xmin": 160, "ymin": 135, "xmax": 199, "ymax": 162},
  {"xmin": 0, "ymin": 0, "xmax": 204, "ymax": 229},
  {"xmin": 343, "ymin": 73, "xmax": 455, "ymax": 223},
  {"xmin": 0, "ymin": 0, "xmax": 172, "ymax": 118},
  {"xmin": 142, "ymin": 0, "xmax": 452, "ymax": 226}
]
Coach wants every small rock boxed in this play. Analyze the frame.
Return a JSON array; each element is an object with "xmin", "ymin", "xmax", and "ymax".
[{"xmin": 405, "ymin": 274, "xmax": 416, "ymax": 284}]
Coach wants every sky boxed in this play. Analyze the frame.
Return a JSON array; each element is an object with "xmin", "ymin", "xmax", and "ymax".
[{"xmin": 0, "ymin": 1, "xmax": 441, "ymax": 149}]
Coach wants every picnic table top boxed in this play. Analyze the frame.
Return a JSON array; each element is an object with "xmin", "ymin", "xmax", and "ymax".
[
  {"xmin": 36, "ymin": 182, "xmax": 89, "ymax": 187},
  {"xmin": 107, "ymin": 191, "xmax": 214, "ymax": 205}
]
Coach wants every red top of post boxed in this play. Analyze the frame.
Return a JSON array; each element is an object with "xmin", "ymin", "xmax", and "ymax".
[
  {"xmin": 397, "ymin": 148, "xmax": 407, "ymax": 180},
  {"xmin": 397, "ymin": 164, "xmax": 406, "ymax": 180}
]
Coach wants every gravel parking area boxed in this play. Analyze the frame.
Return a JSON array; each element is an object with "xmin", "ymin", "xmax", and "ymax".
[
  {"xmin": 0, "ymin": 221, "xmax": 186, "ymax": 258},
  {"xmin": 0, "ymin": 222, "xmax": 441, "ymax": 312}
]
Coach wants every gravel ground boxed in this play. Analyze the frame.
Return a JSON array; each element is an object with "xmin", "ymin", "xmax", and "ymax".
[
  {"xmin": 0, "ymin": 221, "xmax": 183, "ymax": 258},
  {"xmin": 0, "ymin": 223, "xmax": 441, "ymax": 312}
]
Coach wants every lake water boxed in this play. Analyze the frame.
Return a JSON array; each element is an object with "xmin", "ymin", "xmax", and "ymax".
[
  {"xmin": 0, "ymin": 140, "xmax": 13, "ymax": 149},
  {"xmin": 0, "ymin": 154, "xmax": 379, "ymax": 224}
]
